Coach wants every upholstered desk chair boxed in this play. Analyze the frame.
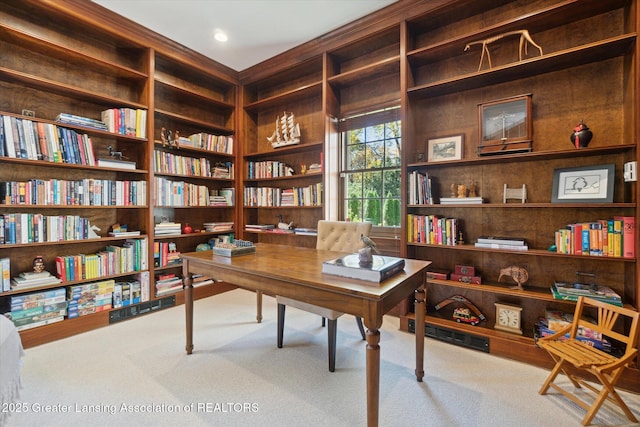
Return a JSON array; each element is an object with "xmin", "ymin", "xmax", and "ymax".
[{"xmin": 276, "ymin": 220, "xmax": 371, "ymax": 372}]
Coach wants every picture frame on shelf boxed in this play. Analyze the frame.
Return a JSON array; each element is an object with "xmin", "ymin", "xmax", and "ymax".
[
  {"xmin": 551, "ymin": 164, "xmax": 615, "ymax": 203},
  {"xmin": 427, "ymin": 134, "xmax": 463, "ymax": 162},
  {"xmin": 478, "ymin": 94, "xmax": 532, "ymax": 156}
]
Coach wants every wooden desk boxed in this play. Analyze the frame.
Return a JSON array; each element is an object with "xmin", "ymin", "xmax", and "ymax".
[{"xmin": 181, "ymin": 243, "xmax": 430, "ymax": 427}]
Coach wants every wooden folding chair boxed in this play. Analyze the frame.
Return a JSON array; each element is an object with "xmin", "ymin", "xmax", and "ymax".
[{"xmin": 538, "ymin": 296, "xmax": 640, "ymax": 425}]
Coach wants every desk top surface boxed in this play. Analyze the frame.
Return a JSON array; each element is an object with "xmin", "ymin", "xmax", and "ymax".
[{"xmin": 181, "ymin": 243, "xmax": 430, "ymax": 299}]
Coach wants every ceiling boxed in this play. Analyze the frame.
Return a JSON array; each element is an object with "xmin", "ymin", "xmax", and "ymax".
[{"xmin": 93, "ymin": 0, "xmax": 398, "ymax": 72}]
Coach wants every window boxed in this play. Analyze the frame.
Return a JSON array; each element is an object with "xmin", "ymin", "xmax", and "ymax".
[{"xmin": 339, "ymin": 107, "xmax": 401, "ymax": 228}]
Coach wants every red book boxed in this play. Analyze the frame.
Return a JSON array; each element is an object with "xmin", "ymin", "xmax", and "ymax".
[{"xmin": 615, "ymin": 216, "xmax": 636, "ymax": 258}]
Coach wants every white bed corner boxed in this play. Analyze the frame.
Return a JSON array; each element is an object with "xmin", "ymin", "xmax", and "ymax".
[{"xmin": 0, "ymin": 314, "xmax": 24, "ymax": 425}]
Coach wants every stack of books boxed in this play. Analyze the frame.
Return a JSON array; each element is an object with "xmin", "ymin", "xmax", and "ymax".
[
  {"xmin": 245, "ymin": 224, "xmax": 275, "ymax": 232},
  {"xmin": 203, "ymin": 222, "xmax": 234, "ymax": 232},
  {"xmin": 439, "ymin": 197, "xmax": 483, "ymax": 205},
  {"xmin": 294, "ymin": 227, "xmax": 317, "ymax": 236},
  {"xmin": 550, "ymin": 281, "xmax": 622, "ymax": 306},
  {"xmin": 11, "ymin": 271, "xmax": 62, "ymax": 290},
  {"xmin": 474, "ymin": 236, "xmax": 528, "ymax": 251},
  {"xmin": 7, "ymin": 288, "xmax": 67, "ymax": 331},
  {"xmin": 55, "ymin": 113, "xmax": 108, "ymax": 131},
  {"xmin": 154, "ymin": 222, "xmax": 181, "ymax": 236},
  {"xmin": 155, "ymin": 274, "xmax": 183, "ymax": 296}
]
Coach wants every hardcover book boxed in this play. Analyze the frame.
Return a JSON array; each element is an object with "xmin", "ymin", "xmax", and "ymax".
[{"xmin": 322, "ymin": 253, "xmax": 405, "ymax": 283}]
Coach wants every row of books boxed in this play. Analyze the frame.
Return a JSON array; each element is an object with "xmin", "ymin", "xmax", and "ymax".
[
  {"xmin": 0, "ymin": 178, "xmax": 147, "ymax": 206},
  {"xmin": 4, "ymin": 288, "xmax": 67, "ymax": 331},
  {"xmin": 406, "ymin": 214, "xmax": 459, "ymax": 245},
  {"xmin": 55, "ymin": 238, "xmax": 148, "ymax": 282},
  {"xmin": 550, "ymin": 281, "xmax": 622, "ymax": 307},
  {"xmin": 113, "ymin": 274, "xmax": 150, "ymax": 308},
  {"xmin": 154, "ymin": 177, "xmax": 211, "ymax": 207},
  {"xmin": 474, "ymin": 236, "xmax": 528, "ymax": 251},
  {"xmin": 100, "ymin": 108, "xmax": 147, "ymax": 138},
  {"xmin": 247, "ymin": 160, "xmax": 294, "ymax": 179},
  {"xmin": 1, "ymin": 213, "xmax": 94, "ymax": 245},
  {"xmin": 153, "ymin": 241, "xmax": 181, "ymax": 267},
  {"xmin": 243, "ymin": 183, "xmax": 323, "ymax": 207},
  {"xmin": 536, "ymin": 308, "xmax": 611, "ymax": 351},
  {"xmin": 183, "ymin": 132, "xmax": 233, "ymax": 155},
  {"xmin": 408, "ymin": 170, "xmax": 433, "ymax": 205},
  {"xmin": 1, "ymin": 114, "xmax": 96, "ymax": 164},
  {"xmin": 554, "ymin": 217, "xmax": 635, "ymax": 258},
  {"xmin": 154, "ymin": 149, "xmax": 230, "ymax": 177}
]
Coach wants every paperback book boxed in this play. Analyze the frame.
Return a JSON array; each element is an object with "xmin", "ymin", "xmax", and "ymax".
[{"xmin": 322, "ymin": 253, "xmax": 405, "ymax": 283}]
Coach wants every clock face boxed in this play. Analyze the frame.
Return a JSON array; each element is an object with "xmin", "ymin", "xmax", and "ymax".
[
  {"xmin": 499, "ymin": 310, "xmax": 519, "ymax": 327},
  {"xmin": 495, "ymin": 303, "xmax": 523, "ymax": 334}
]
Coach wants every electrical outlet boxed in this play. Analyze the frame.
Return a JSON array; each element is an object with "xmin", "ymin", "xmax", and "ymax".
[{"xmin": 624, "ymin": 161, "xmax": 637, "ymax": 182}]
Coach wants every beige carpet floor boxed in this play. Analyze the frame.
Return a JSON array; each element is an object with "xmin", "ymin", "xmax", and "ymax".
[{"xmin": 4, "ymin": 288, "xmax": 640, "ymax": 427}]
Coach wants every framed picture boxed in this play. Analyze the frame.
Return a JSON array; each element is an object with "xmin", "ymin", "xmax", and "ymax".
[
  {"xmin": 478, "ymin": 94, "xmax": 532, "ymax": 155},
  {"xmin": 551, "ymin": 164, "xmax": 615, "ymax": 203},
  {"xmin": 427, "ymin": 134, "xmax": 463, "ymax": 162}
]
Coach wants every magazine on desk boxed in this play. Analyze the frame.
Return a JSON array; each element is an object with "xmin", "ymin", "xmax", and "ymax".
[{"xmin": 322, "ymin": 253, "xmax": 405, "ymax": 283}]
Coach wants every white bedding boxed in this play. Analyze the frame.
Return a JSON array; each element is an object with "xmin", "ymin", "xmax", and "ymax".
[{"xmin": 0, "ymin": 314, "xmax": 24, "ymax": 425}]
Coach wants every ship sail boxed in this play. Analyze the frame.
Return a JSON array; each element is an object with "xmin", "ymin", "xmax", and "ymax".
[{"xmin": 267, "ymin": 111, "xmax": 301, "ymax": 148}]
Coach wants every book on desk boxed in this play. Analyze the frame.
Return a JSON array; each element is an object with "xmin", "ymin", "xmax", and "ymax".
[{"xmin": 322, "ymin": 253, "xmax": 405, "ymax": 283}]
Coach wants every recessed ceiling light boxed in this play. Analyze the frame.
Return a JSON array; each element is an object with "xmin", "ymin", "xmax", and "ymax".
[{"xmin": 214, "ymin": 30, "xmax": 228, "ymax": 42}]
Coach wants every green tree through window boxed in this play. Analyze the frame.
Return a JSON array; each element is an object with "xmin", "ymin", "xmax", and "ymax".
[{"xmin": 340, "ymin": 108, "xmax": 400, "ymax": 227}]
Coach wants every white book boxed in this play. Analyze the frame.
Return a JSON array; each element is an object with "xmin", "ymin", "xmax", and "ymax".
[{"xmin": 3, "ymin": 115, "xmax": 16, "ymax": 158}]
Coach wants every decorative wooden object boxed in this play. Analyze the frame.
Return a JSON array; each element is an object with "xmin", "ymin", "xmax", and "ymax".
[
  {"xmin": 464, "ymin": 29, "xmax": 543, "ymax": 71},
  {"xmin": 503, "ymin": 184, "xmax": 527, "ymax": 203},
  {"xmin": 498, "ymin": 266, "xmax": 529, "ymax": 290},
  {"xmin": 478, "ymin": 94, "xmax": 533, "ymax": 155}
]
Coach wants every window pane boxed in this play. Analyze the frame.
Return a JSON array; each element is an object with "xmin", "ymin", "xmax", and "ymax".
[
  {"xmin": 365, "ymin": 141, "xmax": 384, "ymax": 168},
  {"xmin": 346, "ymin": 141, "xmax": 365, "ymax": 170},
  {"xmin": 383, "ymin": 169, "xmax": 401, "ymax": 197},
  {"xmin": 384, "ymin": 139, "xmax": 401, "ymax": 167},
  {"xmin": 345, "ymin": 198, "xmax": 362, "ymax": 222},
  {"xmin": 346, "ymin": 172, "xmax": 363, "ymax": 198},
  {"xmin": 363, "ymin": 171, "xmax": 381, "ymax": 198}
]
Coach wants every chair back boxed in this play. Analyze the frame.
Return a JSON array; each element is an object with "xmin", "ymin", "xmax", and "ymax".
[
  {"xmin": 573, "ymin": 297, "xmax": 640, "ymax": 359},
  {"xmin": 316, "ymin": 220, "xmax": 372, "ymax": 252}
]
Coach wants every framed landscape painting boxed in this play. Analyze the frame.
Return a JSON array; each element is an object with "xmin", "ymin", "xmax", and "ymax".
[{"xmin": 427, "ymin": 134, "xmax": 463, "ymax": 162}]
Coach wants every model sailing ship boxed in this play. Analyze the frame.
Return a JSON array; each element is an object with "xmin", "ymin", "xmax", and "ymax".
[{"xmin": 267, "ymin": 112, "xmax": 301, "ymax": 148}]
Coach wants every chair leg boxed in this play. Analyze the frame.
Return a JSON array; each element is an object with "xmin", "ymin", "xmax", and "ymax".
[
  {"xmin": 327, "ymin": 318, "xmax": 337, "ymax": 372},
  {"xmin": 277, "ymin": 303, "xmax": 286, "ymax": 348},
  {"xmin": 539, "ymin": 357, "xmax": 566, "ymax": 395},
  {"xmin": 356, "ymin": 317, "xmax": 366, "ymax": 340}
]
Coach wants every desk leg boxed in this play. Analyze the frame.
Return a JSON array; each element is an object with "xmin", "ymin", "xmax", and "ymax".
[
  {"xmin": 256, "ymin": 290, "xmax": 263, "ymax": 323},
  {"xmin": 184, "ymin": 273, "xmax": 194, "ymax": 355},
  {"xmin": 366, "ymin": 327, "xmax": 380, "ymax": 427},
  {"xmin": 415, "ymin": 284, "xmax": 426, "ymax": 382}
]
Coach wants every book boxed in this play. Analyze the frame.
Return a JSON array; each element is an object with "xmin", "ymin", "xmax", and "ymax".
[
  {"xmin": 474, "ymin": 243, "xmax": 528, "ymax": 251},
  {"xmin": 322, "ymin": 253, "xmax": 405, "ymax": 283},
  {"xmin": 615, "ymin": 216, "xmax": 636, "ymax": 258},
  {"xmin": 550, "ymin": 282, "xmax": 622, "ymax": 306},
  {"xmin": 439, "ymin": 197, "xmax": 483, "ymax": 204},
  {"xmin": 0, "ymin": 257, "xmax": 10, "ymax": 292},
  {"xmin": 108, "ymin": 231, "xmax": 141, "ymax": 237},
  {"xmin": 97, "ymin": 158, "xmax": 136, "ymax": 170},
  {"xmin": 476, "ymin": 236, "xmax": 526, "ymax": 246}
]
